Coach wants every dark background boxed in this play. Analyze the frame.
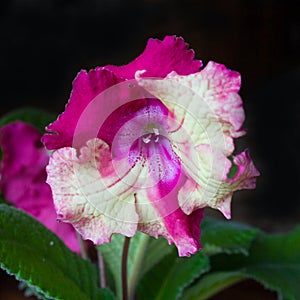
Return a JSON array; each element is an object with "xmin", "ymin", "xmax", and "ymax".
[
  {"xmin": 0, "ymin": 0, "xmax": 299, "ymax": 298},
  {"xmin": 1, "ymin": 0, "xmax": 299, "ymax": 227}
]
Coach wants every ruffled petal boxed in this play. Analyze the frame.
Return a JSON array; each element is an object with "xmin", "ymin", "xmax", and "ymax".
[
  {"xmin": 46, "ymin": 138, "xmax": 139, "ymax": 244},
  {"xmin": 136, "ymin": 188, "xmax": 203, "ymax": 257},
  {"xmin": 135, "ymin": 69, "xmax": 235, "ymax": 156},
  {"xmin": 42, "ymin": 68, "xmax": 122, "ymax": 150},
  {"xmin": 136, "ymin": 61, "xmax": 245, "ymax": 153},
  {"xmin": 186, "ymin": 61, "xmax": 244, "ymax": 135},
  {"xmin": 230, "ymin": 149, "xmax": 260, "ymax": 189},
  {"xmin": 0, "ymin": 121, "xmax": 80, "ymax": 253},
  {"xmin": 177, "ymin": 144, "xmax": 230, "ymax": 213},
  {"xmin": 105, "ymin": 35, "xmax": 202, "ymax": 79},
  {"xmin": 178, "ymin": 148, "xmax": 259, "ymax": 219},
  {"xmin": 43, "ymin": 36, "xmax": 202, "ymax": 150}
]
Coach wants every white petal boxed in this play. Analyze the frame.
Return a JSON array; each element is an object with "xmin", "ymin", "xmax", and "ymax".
[{"xmin": 46, "ymin": 138, "xmax": 139, "ymax": 244}]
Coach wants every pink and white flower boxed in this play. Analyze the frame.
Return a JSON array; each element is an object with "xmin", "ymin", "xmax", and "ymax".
[{"xmin": 43, "ymin": 36, "xmax": 259, "ymax": 256}]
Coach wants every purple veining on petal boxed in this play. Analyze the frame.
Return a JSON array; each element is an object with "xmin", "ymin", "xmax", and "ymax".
[
  {"xmin": 99, "ymin": 97, "xmax": 169, "ymax": 150},
  {"xmin": 105, "ymin": 95, "xmax": 183, "ymax": 200},
  {"xmin": 129, "ymin": 134, "xmax": 181, "ymax": 196}
]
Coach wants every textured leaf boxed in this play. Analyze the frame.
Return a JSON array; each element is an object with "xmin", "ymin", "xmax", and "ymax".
[
  {"xmin": 19, "ymin": 281, "xmax": 115, "ymax": 300},
  {"xmin": 137, "ymin": 251, "xmax": 210, "ymax": 300},
  {"xmin": 210, "ymin": 226, "xmax": 300, "ymax": 300},
  {"xmin": 180, "ymin": 271, "xmax": 245, "ymax": 300},
  {"xmin": 0, "ymin": 204, "xmax": 108, "ymax": 300},
  {"xmin": 201, "ymin": 217, "xmax": 258, "ymax": 255},
  {"xmin": 0, "ymin": 108, "xmax": 55, "ymax": 132},
  {"xmin": 18, "ymin": 281, "xmax": 51, "ymax": 300},
  {"xmin": 97, "ymin": 232, "xmax": 149, "ymax": 299}
]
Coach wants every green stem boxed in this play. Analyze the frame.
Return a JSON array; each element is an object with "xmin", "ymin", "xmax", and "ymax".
[
  {"xmin": 97, "ymin": 248, "xmax": 106, "ymax": 288},
  {"xmin": 122, "ymin": 237, "xmax": 131, "ymax": 300},
  {"xmin": 127, "ymin": 234, "xmax": 149, "ymax": 300},
  {"xmin": 76, "ymin": 232, "xmax": 88, "ymax": 260}
]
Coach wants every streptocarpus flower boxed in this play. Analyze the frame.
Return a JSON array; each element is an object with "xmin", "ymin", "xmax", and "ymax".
[
  {"xmin": 43, "ymin": 36, "xmax": 259, "ymax": 256},
  {"xmin": 0, "ymin": 121, "xmax": 80, "ymax": 253}
]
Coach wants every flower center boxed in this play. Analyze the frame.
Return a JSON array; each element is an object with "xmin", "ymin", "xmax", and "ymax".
[
  {"xmin": 128, "ymin": 122, "xmax": 170, "ymax": 166},
  {"xmin": 142, "ymin": 127, "xmax": 160, "ymax": 144},
  {"xmin": 126, "ymin": 121, "xmax": 181, "ymax": 196}
]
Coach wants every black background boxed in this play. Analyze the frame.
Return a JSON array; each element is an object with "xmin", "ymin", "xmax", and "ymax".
[{"xmin": 1, "ymin": 0, "xmax": 300, "ymax": 228}]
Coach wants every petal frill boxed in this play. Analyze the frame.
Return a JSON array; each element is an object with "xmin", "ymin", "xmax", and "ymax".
[
  {"xmin": 105, "ymin": 35, "xmax": 202, "ymax": 79},
  {"xmin": 178, "ymin": 148, "xmax": 260, "ymax": 219},
  {"xmin": 135, "ymin": 69, "xmax": 235, "ymax": 156},
  {"xmin": 189, "ymin": 61, "xmax": 245, "ymax": 135},
  {"xmin": 42, "ymin": 68, "xmax": 122, "ymax": 150},
  {"xmin": 230, "ymin": 149, "xmax": 260, "ymax": 189},
  {"xmin": 136, "ymin": 188, "xmax": 203, "ymax": 257},
  {"xmin": 46, "ymin": 138, "xmax": 139, "ymax": 244}
]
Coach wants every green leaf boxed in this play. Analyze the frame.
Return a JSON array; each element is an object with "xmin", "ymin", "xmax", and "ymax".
[
  {"xmin": 137, "ymin": 251, "xmax": 210, "ymax": 300},
  {"xmin": 0, "ymin": 204, "xmax": 109, "ymax": 300},
  {"xmin": 97, "ymin": 232, "xmax": 149, "ymax": 299},
  {"xmin": 97, "ymin": 288, "xmax": 116, "ymax": 300},
  {"xmin": 0, "ymin": 194, "xmax": 11, "ymax": 205},
  {"xmin": 201, "ymin": 217, "xmax": 258, "ymax": 256},
  {"xmin": 18, "ymin": 281, "xmax": 115, "ymax": 300},
  {"xmin": 0, "ymin": 107, "xmax": 55, "ymax": 132},
  {"xmin": 19, "ymin": 281, "xmax": 50, "ymax": 300},
  {"xmin": 141, "ymin": 236, "xmax": 175, "ymax": 277},
  {"xmin": 98, "ymin": 234, "xmax": 123, "ymax": 298},
  {"xmin": 227, "ymin": 156, "xmax": 239, "ymax": 178},
  {"xmin": 180, "ymin": 271, "xmax": 245, "ymax": 300},
  {"xmin": 210, "ymin": 226, "xmax": 300, "ymax": 300}
]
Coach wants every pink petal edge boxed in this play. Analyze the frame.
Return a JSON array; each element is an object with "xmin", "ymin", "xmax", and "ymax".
[
  {"xmin": 105, "ymin": 35, "xmax": 202, "ymax": 79},
  {"xmin": 42, "ymin": 68, "xmax": 122, "ymax": 150}
]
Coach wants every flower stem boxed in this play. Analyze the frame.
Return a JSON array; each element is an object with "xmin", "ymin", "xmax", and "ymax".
[
  {"xmin": 97, "ymin": 248, "xmax": 106, "ymax": 288},
  {"xmin": 128, "ymin": 234, "xmax": 149, "ymax": 299},
  {"xmin": 122, "ymin": 237, "xmax": 131, "ymax": 300},
  {"xmin": 76, "ymin": 231, "xmax": 88, "ymax": 260}
]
